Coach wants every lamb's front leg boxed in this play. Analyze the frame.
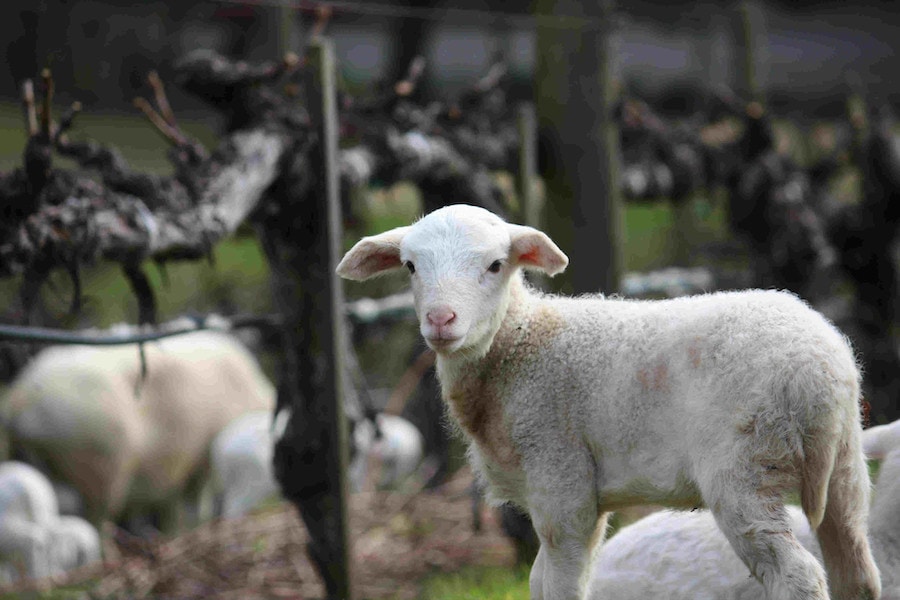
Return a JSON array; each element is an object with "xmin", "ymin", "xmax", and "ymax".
[{"xmin": 528, "ymin": 496, "xmax": 607, "ymax": 600}]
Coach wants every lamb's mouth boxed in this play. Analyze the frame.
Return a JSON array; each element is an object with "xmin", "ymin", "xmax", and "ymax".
[{"xmin": 425, "ymin": 336, "xmax": 463, "ymax": 352}]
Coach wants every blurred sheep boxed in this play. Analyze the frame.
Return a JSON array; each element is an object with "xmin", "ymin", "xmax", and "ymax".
[
  {"xmin": 0, "ymin": 461, "xmax": 100, "ymax": 585},
  {"xmin": 0, "ymin": 330, "xmax": 275, "ymax": 532},
  {"xmin": 349, "ymin": 413, "xmax": 425, "ymax": 492},
  {"xmin": 210, "ymin": 408, "xmax": 425, "ymax": 520}
]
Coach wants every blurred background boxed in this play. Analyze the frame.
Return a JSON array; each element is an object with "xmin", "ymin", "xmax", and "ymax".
[
  {"xmin": 1, "ymin": 1, "xmax": 900, "ymax": 598},
  {"xmin": 2, "ymin": 1, "xmax": 898, "ymax": 116}
]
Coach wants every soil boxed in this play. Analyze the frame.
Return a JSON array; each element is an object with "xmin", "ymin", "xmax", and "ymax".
[{"xmin": 1, "ymin": 467, "xmax": 516, "ymax": 600}]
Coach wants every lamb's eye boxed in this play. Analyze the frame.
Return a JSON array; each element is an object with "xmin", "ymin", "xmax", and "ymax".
[
  {"xmin": 405, "ymin": 261, "xmax": 416, "ymax": 274},
  {"xmin": 488, "ymin": 260, "xmax": 503, "ymax": 274}
]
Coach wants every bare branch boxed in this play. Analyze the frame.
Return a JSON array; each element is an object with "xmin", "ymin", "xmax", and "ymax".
[
  {"xmin": 147, "ymin": 71, "xmax": 178, "ymax": 128},
  {"xmin": 133, "ymin": 96, "xmax": 189, "ymax": 148},
  {"xmin": 40, "ymin": 68, "xmax": 54, "ymax": 138},
  {"xmin": 21, "ymin": 80, "xmax": 37, "ymax": 137}
]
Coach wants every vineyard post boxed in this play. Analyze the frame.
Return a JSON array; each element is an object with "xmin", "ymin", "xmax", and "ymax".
[
  {"xmin": 517, "ymin": 102, "xmax": 540, "ymax": 230},
  {"xmin": 304, "ymin": 38, "xmax": 354, "ymax": 600},
  {"xmin": 535, "ymin": 0, "xmax": 624, "ymax": 295}
]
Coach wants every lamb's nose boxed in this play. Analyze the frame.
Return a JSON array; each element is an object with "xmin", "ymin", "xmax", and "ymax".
[{"xmin": 426, "ymin": 308, "xmax": 456, "ymax": 328}]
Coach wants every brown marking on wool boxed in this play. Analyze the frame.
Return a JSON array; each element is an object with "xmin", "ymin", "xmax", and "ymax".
[
  {"xmin": 445, "ymin": 299, "xmax": 565, "ymax": 470},
  {"xmin": 688, "ymin": 344, "xmax": 702, "ymax": 368},
  {"xmin": 637, "ymin": 362, "xmax": 670, "ymax": 392},
  {"xmin": 736, "ymin": 415, "xmax": 757, "ymax": 435}
]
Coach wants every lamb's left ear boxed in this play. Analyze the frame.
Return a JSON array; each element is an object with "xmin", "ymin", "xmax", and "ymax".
[
  {"xmin": 337, "ymin": 226, "xmax": 412, "ymax": 281},
  {"xmin": 507, "ymin": 224, "xmax": 569, "ymax": 276}
]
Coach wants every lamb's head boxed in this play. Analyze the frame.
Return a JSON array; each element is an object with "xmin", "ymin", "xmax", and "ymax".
[{"xmin": 337, "ymin": 205, "xmax": 568, "ymax": 356}]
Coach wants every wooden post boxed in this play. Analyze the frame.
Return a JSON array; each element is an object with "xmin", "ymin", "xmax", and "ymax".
[
  {"xmin": 671, "ymin": 199, "xmax": 696, "ymax": 267},
  {"xmin": 535, "ymin": 0, "xmax": 623, "ymax": 295},
  {"xmin": 264, "ymin": 39, "xmax": 354, "ymax": 600},
  {"xmin": 304, "ymin": 38, "xmax": 354, "ymax": 600},
  {"xmin": 739, "ymin": 1, "xmax": 766, "ymax": 102},
  {"xmin": 517, "ymin": 102, "xmax": 540, "ymax": 229}
]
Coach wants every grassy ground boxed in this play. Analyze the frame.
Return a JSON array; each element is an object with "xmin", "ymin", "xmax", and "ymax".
[{"xmin": 420, "ymin": 565, "xmax": 531, "ymax": 600}]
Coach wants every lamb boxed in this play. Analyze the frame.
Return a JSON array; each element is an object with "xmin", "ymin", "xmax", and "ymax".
[
  {"xmin": 0, "ymin": 461, "xmax": 100, "ymax": 585},
  {"xmin": 337, "ymin": 204, "xmax": 881, "ymax": 600},
  {"xmin": 586, "ymin": 418, "xmax": 900, "ymax": 600},
  {"xmin": 210, "ymin": 409, "xmax": 424, "ymax": 518},
  {"xmin": 210, "ymin": 410, "xmax": 282, "ymax": 519},
  {"xmin": 0, "ymin": 330, "xmax": 275, "ymax": 531},
  {"xmin": 349, "ymin": 413, "xmax": 425, "ymax": 492}
]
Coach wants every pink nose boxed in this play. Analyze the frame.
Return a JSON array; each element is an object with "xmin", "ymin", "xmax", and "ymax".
[{"xmin": 426, "ymin": 308, "xmax": 456, "ymax": 328}]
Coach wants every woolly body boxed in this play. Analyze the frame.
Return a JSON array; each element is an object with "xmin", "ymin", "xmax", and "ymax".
[
  {"xmin": 588, "ymin": 419, "xmax": 900, "ymax": 600},
  {"xmin": 337, "ymin": 204, "xmax": 880, "ymax": 600},
  {"xmin": 211, "ymin": 410, "xmax": 281, "ymax": 519},
  {"xmin": 349, "ymin": 413, "xmax": 425, "ymax": 491},
  {"xmin": 0, "ymin": 461, "xmax": 100, "ymax": 585},
  {"xmin": 1, "ymin": 331, "xmax": 275, "ymax": 528}
]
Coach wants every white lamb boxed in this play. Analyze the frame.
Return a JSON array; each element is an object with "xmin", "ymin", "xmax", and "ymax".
[
  {"xmin": 0, "ymin": 331, "xmax": 275, "ymax": 531},
  {"xmin": 210, "ymin": 409, "xmax": 425, "ymax": 518},
  {"xmin": 587, "ymin": 419, "xmax": 900, "ymax": 600},
  {"xmin": 337, "ymin": 204, "xmax": 880, "ymax": 600},
  {"xmin": 0, "ymin": 461, "xmax": 100, "ymax": 585},
  {"xmin": 349, "ymin": 413, "xmax": 425, "ymax": 492},
  {"xmin": 210, "ymin": 410, "xmax": 281, "ymax": 519}
]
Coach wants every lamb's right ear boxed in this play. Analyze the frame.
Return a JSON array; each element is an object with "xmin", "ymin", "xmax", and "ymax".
[
  {"xmin": 336, "ymin": 226, "xmax": 412, "ymax": 281},
  {"xmin": 507, "ymin": 224, "xmax": 569, "ymax": 276}
]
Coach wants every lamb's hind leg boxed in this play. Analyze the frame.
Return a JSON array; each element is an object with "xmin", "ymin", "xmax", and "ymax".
[
  {"xmin": 700, "ymin": 474, "xmax": 829, "ymax": 600},
  {"xmin": 815, "ymin": 426, "xmax": 881, "ymax": 600}
]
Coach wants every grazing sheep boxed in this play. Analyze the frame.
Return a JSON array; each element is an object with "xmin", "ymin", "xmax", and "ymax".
[
  {"xmin": 210, "ymin": 408, "xmax": 425, "ymax": 518},
  {"xmin": 211, "ymin": 410, "xmax": 281, "ymax": 518},
  {"xmin": 0, "ymin": 461, "xmax": 99, "ymax": 585},
  {"xmin": 349, "ymin": 413, "xmax": 425, "ymax": 491},
  {"xmin": 0, "ymin": 331, "xmax": 275, "ymax": 531},
  {"xmin": 337, "ymin": 204, "xmax": 880, "ymax": 600},
  {"xmin": 587, "ymin": 419, "xmax": 900, "ymax": 600}
]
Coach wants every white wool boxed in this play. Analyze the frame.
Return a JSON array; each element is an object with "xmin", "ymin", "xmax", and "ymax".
[
  {"xmin": 349, "ymin": 413, "xmax": 425, "ymax": 491},
  {"xmin": 0, "ymin": 461, "xmax": 100, "ymax": 585},
  {"xmin": 587, "ymin": 419, "xmax": 900, "ymax": 599},
  {"xmin": 338, "ymin": 204, "xmax": 880, "ymax": 600},
  {"xmin": 211, "ymin": 410, "xmax": 280, "ymax": 518},
  {"xmin": 0, "ymin": 330, "xmax": 275, "ymax": 529}
]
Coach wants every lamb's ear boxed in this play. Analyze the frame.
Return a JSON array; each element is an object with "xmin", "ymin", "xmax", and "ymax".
[
  {"xmin": 337, "ymin": 226, "xmax": 412, "ymax": 281},
  {"xmin": 507, "ymin": 224, "xmax": 569, "ymax": 276}
]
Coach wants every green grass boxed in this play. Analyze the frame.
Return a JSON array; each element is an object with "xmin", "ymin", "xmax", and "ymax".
[{"xmin": 419, "ymin": 565, "xmax": 531, "ymax": 600}]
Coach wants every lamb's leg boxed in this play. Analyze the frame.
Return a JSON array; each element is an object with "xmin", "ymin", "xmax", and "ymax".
[
  {"xmin": 528, "ymin": 505, "xmax": 607, "ymax": 600},
  {"xmin": 530, "ymin": 545, "xmax": 547, "ymax": 600},
  {"xmin": 700, "ymin": 477, "xmax": 829, "ymax": 600},
  {"xmin": 815, "ymin": 427, "xmax": 881, "ymax": 600}
]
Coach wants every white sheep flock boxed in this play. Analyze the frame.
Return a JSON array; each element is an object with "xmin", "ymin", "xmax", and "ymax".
[
  {"xmin": 0, "ymin": 330, "xmax": 276, "ymax": 531},
  {"xmin": 337, "ymin": 204, "xmax": 881, "ymax": 600},
  {"xmin": 587, "ymin": 418, "xmax": 900, "ymax": 600},
  {"xmin": 0, "ymin": 461, "xmax": 100, "ymax": 585}
]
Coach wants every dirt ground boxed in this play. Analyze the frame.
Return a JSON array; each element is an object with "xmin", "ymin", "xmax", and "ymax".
[{"xmin": 2, "ymin": 467, "xmax": 516, "ymax": 600}]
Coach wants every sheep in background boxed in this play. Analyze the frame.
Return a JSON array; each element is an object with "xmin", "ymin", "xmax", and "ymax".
[
  {"xmin": 337, "ymin": 204, "xmax": 880, "ymax": 600},
  {"xmin": 0, "ymin": 461, "xmax": 99, "ymax": 585},
  {"xmin": 349, "ymin": 413, "xmax": 424, "ymax": 492},
  {"xmin": 210, "ymin": 408, "xmax": 424, "ymax": 519},
  {"xmin": 211, "ymin": 410, "xmax": 281, "ymax": 518},
  {"xmin": 587, "ymin": 419, "xmax": 900, "ymax": 599},
  {"xmin": 0, "ymin": 330, "xmax": 275, "ymax": 531}
]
